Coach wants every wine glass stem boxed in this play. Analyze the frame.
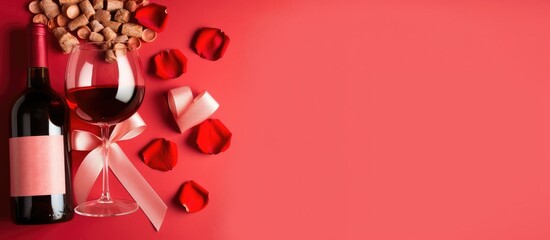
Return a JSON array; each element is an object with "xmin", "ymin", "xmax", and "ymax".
[{"xmin": 99, "ymin": 124, "xmax": 112, "ymax": 203}]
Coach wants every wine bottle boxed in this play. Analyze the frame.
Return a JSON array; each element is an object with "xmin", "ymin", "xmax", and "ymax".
[{"xmin": 9, "ymin": 23, "xmax": 73, "ymax": 224}]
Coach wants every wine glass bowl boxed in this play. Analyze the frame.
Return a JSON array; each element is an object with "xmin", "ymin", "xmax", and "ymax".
[
  {"xmin": 65, "ymin": 42, "xmax": 145, "ymax": 217},
  {"xmin": 66, "ymin": 42, "xmax": 145, "ymax": 125}
]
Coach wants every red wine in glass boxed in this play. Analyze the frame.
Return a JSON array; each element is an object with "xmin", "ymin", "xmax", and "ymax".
[{"xmin": 66, "ymin": 85, "xmax": 145, "ymax": 124}]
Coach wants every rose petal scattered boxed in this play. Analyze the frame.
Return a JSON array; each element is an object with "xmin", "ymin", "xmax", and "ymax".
[
  {"xmin": 178, "ymin": 180, "xmax": 209, "ymax": 213},
  {"xmin": 193, "ymin": 27, "xmax": 230, "ymax": 61},
  {"xmin": 134, "ymin": 3, "xmax": 168, "ymax": 32},
  {"xmin": 153, "ymin": 49, "xmax": 187, "ymax": 80},
  {"xmin": 196, "ymin": 119, "xmax": 232, "ymax": 154},
  {"xmin": 140, "ymin": 138, "xmax": 178, "ymax": 171}
]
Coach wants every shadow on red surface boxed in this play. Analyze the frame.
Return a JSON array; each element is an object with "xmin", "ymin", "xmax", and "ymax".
[{"xmin": 0, "ymin": 27, "xmax": 28, "ymax": 224}]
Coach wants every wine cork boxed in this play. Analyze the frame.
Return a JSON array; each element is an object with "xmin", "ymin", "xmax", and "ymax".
[
  {"xmin": 103, "ymin": 21, "xmax": 122, "ymax": 32},
  {"xmin": 59, "ymin": 32, "xmax": 79, "ymax": 54},
  {"xmin": 89, "ymin": 20, "xmax": 104, "ymax": 32},
  {"xmin": 125, "ymin": 1, "xmax": 137, "ymax": 12},
  {"xmin": 102, "ymin": 27, "xmax": 117, "ymax": 41},
  {"xmin": 62, "ymin": 4, "xmax": 80, "ymax": 19},
  {"xmin": 60, "ymin": 0, "xmax": 85, "ymax": 5},
  {"xmin": 114, "ymin": 34, "xmax": 128, "ymax": 43},
  {"xmin": 135, "ymin": 0, "xmax": 149, "ymax": 6},
  {"xmin": 127, "ymin": 36, "xmax": 141, "ymax": 50},
  {"xmin": 106, "ymin": 0, "xmax": 124, "ymax": 11},
  {"xmin": 121, "ymin": 23, "xmax": 142, "ymax": 38},
  {"xmin": 113, "ymin": 43, "xmax": 127, "ymax": 57},
  {"xmin": 114, "ymin": 9, "xmax": 130, "ymax": 23},
  {"xmin": 94, "ymin": 9, "xmax": 111, "ymax": 23},
  {"xmin": 141, "ymin": 28, "xmax": 156, "ymax": 42},
  {"xmin": 92, "ymin": 0, "xmax": 104, "ymax": 10},
  {"xmin": 77, "ymin": 26, "xmax": 92, "ymax": 39},
  {"xmin": 113, "ymin": 42, "xmax": 126, "ymax": 49},
  {"xmin": 105, "ymin": 49, "xmax": 117, "ymax": 63},
  {"xmin": 32, "ymin": 14, "xmax": 49, "ymax": 25},
  {"xmin": 68, "ymin": 14, "xmax": 89, "ymax": 31},
  {"xmin": 56, "ymin": 14, "xmax": 70, "ymax": 27},
  {"xmin": 47, "ymin": 18, "xmax": 59, "ymax": 30},
  {"xmin": 89, "ymin": 32, "xmax": 104, "ymax": 42},
  {"xmin": 28, "ymin": 1, "xmax": 42, "ymax": 14},
  {"xmin": 52, "ymin": 27, "xmax": 68, "ymax": 39},
  {"xmin": 102, "ymin": 41, "xmax": 113, "ymax": 50},
  {"xmin": 78, "ymin": 0, "xmax": 95, "ymax": 18},
  {"xmin": 39, "ymin": 0, "xmax": 60, "ymax": 19}
]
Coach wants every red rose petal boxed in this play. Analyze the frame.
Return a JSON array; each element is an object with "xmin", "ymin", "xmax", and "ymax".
[
  {"xmin": 178, "ymin": 180, "xmax": 209, "ymax": 213},
  {"xmin": 153, "ymin": 49, "xmax": 187, "ymax": 80},
  {"xmin": 141, "ymin": 138, "xmax": 178, "ymax": 171},
  {"xmin": 196, "ymin": 119, "xmax": 232, "ymax": 154},
  {"xmin": 193, "ymin": 27, "xmax": 230, "ymax": 61},
  {"xmin": 135, "ymin": 3, "xmax": 168, "ymax": 32}
]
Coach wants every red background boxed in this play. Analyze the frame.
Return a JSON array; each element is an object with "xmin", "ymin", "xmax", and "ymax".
[{"xmin": 3, "ymin": 0, "xmax": 550, "ymax": 239}]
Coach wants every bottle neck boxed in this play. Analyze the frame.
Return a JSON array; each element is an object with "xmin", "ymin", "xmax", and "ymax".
[
  {"xmin": 29, "ymin": 24, "xmax": 48, "ymax": 68},
  {"xmin": 28, "ymin": 67, "xmax": 51, "ymax": 89},
  {"xmin": 27, "ymin": 23, "xmax": 50, "ymax": 89}
]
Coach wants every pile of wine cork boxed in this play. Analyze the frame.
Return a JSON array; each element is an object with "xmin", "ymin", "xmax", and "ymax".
[{"xmin": 29, "ymin": 0, "xmax": 158, "ymax": 61}]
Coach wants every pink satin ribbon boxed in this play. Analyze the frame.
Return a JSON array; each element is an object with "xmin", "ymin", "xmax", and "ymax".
[
  {"xmin": 168, "ymin": 86, "xmax": 219, "ymax": 133},
  {"xmin": 72, "ymin": 114, "xmax": 167, "ymax": 231}
]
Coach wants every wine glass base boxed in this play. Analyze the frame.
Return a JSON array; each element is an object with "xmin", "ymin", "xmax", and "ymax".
[{"xmin": 75, "ymin": 199, "xmax": 139, "ymax": 217}]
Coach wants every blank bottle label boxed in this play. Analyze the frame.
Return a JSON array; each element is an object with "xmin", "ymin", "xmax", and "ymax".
[{"xmin": 9, "ymin": 135, "xmax": 66, "ymax": 197}]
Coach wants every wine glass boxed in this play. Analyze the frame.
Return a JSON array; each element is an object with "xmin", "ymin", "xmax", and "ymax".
[{"xmin": 65, "ymin": 42, "xmax": 145, "ymax": 217}]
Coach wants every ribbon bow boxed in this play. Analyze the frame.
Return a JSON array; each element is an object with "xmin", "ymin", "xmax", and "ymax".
[
  {"xmin": 168, "ymin": 86, "xmax": 219, "ymax": 133},
  {"xmin": 72, "ymin": 114, "xmax": 167, "ymax": 231}
]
